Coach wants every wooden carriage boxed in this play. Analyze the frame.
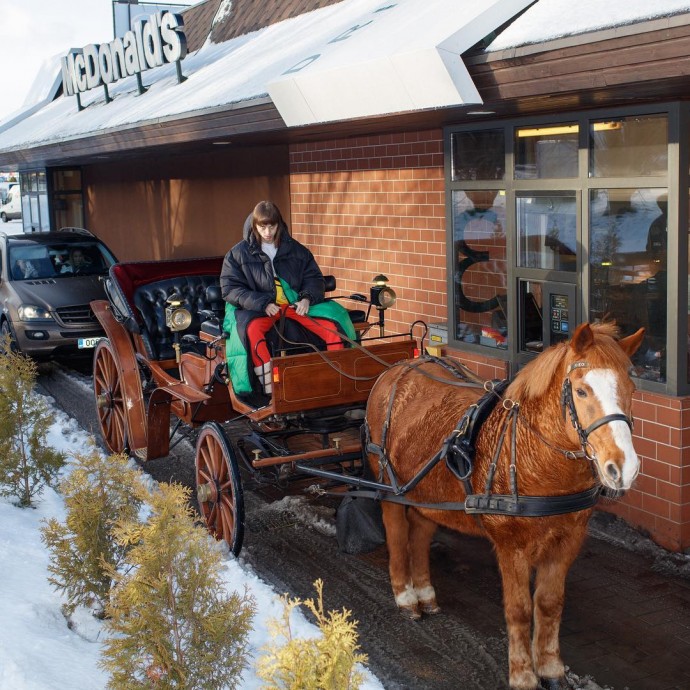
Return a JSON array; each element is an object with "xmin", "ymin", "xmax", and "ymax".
[{"xmin": 91, "ymin": 256, "xmax": 419, "ymax": 554}]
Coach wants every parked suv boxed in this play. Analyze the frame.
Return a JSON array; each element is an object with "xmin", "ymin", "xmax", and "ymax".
[{"xmin": 0, "ymin": 229, "xmax": 117, "ymax": 359}]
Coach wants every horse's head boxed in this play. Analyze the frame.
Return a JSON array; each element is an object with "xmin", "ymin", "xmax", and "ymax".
[{"xmin": 559, "ymin": 323, "xmax": 645, "ymax": 491}]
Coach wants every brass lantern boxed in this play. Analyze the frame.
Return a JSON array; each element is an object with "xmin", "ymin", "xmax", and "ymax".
[
  {"xmin": 370, "ymin": 274, "xmax": 396, "ymax": 336},
  {"xmin": 165, "ymin": 294, "xmax": 192, "ymax": 332}
]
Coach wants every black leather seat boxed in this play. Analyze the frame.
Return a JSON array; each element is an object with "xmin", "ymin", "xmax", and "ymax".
[{"xmin": 133, "ymin": 275, "xmax": 222, "ymax": 360}]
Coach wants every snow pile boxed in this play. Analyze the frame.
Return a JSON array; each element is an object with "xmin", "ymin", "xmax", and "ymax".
[{"xmin": 0, "ymin": 398, "xmax": 383, "ymax": 690}]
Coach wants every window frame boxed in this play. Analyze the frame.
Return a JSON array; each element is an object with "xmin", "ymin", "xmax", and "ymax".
[{"xmin": 445, "ymin": 102, "xmax": 683, "ymax": 395}]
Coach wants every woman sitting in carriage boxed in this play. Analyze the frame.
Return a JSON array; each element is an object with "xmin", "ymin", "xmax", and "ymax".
[{"xmin": 220, "ymin": 201, "xmax": 356, "ymax": 397}]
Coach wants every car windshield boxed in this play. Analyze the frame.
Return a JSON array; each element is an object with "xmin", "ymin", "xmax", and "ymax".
[{"xmin": 8, "ymin": 240, "xmax": 116, "ymax": 280}]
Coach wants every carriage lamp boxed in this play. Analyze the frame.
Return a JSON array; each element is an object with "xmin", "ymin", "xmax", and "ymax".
[
  {"xmin": 370, "ymin": 274, "xmax": 397, "ymax": 336},
  {"xmin": 165, "ymin": 294, "xmax": 192, "ymax": 366},
  {"xmin": 165, "ymin": 295, "xmax": 192, "ymax": 332}
]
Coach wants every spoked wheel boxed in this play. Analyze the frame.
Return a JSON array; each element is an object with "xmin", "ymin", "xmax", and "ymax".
[
  {"xmin": 195, "ymin": 422, "xmax": 245, "ymax": 556},
  {"xmin": 93, "ymin": 339, "xmax": 129, "ymax": 454}
]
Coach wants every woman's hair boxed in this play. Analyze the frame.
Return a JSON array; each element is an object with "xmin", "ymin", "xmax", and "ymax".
[{"xmin": 251, "ymin": 201, "xmax": 284, "ymax": 245}]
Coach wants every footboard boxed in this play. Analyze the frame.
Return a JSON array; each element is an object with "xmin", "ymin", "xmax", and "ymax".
[{"xmin": 269, "ymin": 339, "xmax": 417, "ymax": 415}]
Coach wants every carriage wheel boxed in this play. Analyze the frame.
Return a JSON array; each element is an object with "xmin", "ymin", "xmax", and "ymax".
[
  {"xmin": 195, "ymin": 422, "xmax": 245, "ymax": 556},
  {"xmin": 93, "ymin": 339, "xmax": 129, "ymax": 454}
]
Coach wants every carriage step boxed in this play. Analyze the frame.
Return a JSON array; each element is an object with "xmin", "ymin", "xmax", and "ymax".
[{"xmin": 158, "ymin": 382, "xmax": 210, "ymax": 404}]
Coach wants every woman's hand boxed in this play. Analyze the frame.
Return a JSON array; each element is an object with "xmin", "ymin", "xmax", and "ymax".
[
  {"xmin": 293, "ymin": 298, "xmax": 310, "ymax": 316},
  {"xmin": 265, "ymin": 302, "xmax": 281, "ymax": 316}
]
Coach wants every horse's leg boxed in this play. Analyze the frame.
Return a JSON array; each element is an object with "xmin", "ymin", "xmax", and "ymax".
[
  {"xmin": 381, "ymin": 502, "xmax": 420, "ymax": 619},
  {"xmin": 495, "ymin": 545, "xmax": 538, "ymax": 690},
  {"xmin": 407, "ymin": 508, "xmax": 441, "ymax": 614},
  {"xmin": 532, "ymin": 535, "xmax": 583, "ymax": 688}
]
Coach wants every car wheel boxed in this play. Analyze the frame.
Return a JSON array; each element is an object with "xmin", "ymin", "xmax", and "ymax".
[
  {"xmin": 0, "ymin": 320, "xmax": 18, "ymax": 353},
  {"xmin": 0, "ymin": 213, "xmax": 7, "ymax": 223}
]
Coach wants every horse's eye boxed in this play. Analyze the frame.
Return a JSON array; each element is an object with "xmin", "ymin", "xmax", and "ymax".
[{"xmin": 576, "ymin": 388, "xmax": 587, "ymax": 398}]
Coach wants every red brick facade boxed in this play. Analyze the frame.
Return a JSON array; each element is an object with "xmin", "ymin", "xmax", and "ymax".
[{"xmin": 289, "ymin": 130, "xmax": 690, "ymax": 553}]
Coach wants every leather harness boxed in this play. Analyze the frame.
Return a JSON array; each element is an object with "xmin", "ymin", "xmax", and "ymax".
[{"xmin": 352, "ymin": 356, "xmax": 633, "ymax": 518}]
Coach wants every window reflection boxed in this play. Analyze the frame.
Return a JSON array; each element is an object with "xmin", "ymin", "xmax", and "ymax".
[
  {"xmin": 589, "ymin": 114, "xmax": 667, "ymax": 177},
  {"xmin": 451, "ymin": 130, "xmax": 505, "ymax": 181},
  {"xmin": 516, "ymin": 194, "xmax": 577, "ymax": 272},
  {"xmin": 515, "ymin": 124, "xmax": 578, "ymax": 179},
  {"xmin": 452, "ymin": 190, "xmax": 507, "ymax": 348},
  {"xmin": 589, "ymin": 188, "xmax": 667, "ymax": 382}
]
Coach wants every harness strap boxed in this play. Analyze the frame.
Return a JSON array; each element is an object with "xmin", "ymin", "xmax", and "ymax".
[
  {"xmin": 583, "ymin": 413, "xmax": 633, "ymax": 437},
  {"xmin": 343, "ymin": 485, "xmax": 601, "ymax": 516}
]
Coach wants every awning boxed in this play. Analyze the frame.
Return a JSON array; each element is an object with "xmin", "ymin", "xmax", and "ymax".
[{"xmin": 268, "ymin": 0, "xmax": 534, "ymax": 126}]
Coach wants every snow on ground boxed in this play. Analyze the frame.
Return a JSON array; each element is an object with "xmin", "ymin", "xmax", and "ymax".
[{"xmin": 0, "ymin": 397, "xmax": 384, "ymax": 690}]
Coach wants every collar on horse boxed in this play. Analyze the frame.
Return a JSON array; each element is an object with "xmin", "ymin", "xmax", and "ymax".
[{"xmin": 357, "ymin": 356, "xmax": 633, "ymax": 518}]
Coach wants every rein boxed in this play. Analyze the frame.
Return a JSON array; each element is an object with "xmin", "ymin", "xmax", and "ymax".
[{"xmin": 356, "ymin": 357, "xmax": 634, "ymax": 517}]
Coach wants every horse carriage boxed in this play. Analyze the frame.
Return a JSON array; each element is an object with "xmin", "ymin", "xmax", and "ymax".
[
  {"xmin": 90, "ymin": 256, "xmax": 421, "ymax": 555},
  {"xmin": 90, "ymin": 254, "xmax": 647, "ymax": 690}
]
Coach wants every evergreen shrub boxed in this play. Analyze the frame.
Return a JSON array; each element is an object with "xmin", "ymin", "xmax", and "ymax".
[
  {"xmin": 256, "ymin": 578, "xmax": 367, "ymax": 690},
  {"xmin": 41, "ymin": 449, "xmax": 147, "ymax": 617},
  {"xmin": 0, "ymin": 335, "xmax": 65, "ymax": 506},
  {"xmin": 101, "ymin": 482, "xmax": 255, "ymax": 690}
]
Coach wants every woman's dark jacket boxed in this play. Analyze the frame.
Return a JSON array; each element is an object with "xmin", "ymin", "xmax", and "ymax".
[
  {"xmin": 219, "ymin": 219, "xmax": 337, "ymax": 394},
  {"xmin": 220, "ymin": 222, "xmax": 325, "ymax": 311}
]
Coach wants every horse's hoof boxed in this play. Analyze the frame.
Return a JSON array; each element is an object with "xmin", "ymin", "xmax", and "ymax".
[
  {"xmin": 420, "ymin": 601, "xmax": 441, "ymax": 615},
  {"xmin": 539, "ymin": 678, "xmax": 567, "ymax": 690},
  {"xmin": 398, "ymin": 604, "xmax": 422, "ymax": 621}
]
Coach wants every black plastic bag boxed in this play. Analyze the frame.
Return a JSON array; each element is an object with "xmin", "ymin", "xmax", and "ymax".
[{"xmin": 335, "ymin": 494, "xmax": 386, "ymax": 554}]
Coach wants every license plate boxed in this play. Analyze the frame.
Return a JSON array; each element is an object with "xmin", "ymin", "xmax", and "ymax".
[{"xmin": 78, "ymin": 337, "xmax": 103, "ymax": 349}]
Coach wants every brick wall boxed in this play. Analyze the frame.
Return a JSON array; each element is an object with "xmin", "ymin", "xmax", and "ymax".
[
  {"xmin": 288, "ymin": 131, "xmax": 690, "ymax": 554},
  {"xmin": 603, "ymin": 391, "xmax": 690, "ymax": 553},
  {"xmin": 289, "ymin": 130, "xmax": 446, "ymax": 336}
]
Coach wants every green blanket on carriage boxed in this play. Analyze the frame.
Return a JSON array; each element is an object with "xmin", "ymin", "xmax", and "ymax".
[{"xmin": 223, "ymin": 278, "xmax": 356, "ymax": 394}]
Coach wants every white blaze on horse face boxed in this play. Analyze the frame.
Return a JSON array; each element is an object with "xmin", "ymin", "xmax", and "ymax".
[{"xmin": 583, "ymin": 369, "xmax": 639, "ymax": 489}]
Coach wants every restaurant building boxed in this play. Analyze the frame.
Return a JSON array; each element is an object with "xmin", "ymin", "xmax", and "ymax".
[{"xmin": 1, "ymin": 0, "xmax": 689, "ymax": 552}]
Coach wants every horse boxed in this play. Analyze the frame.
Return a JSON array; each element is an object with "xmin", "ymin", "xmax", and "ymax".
[{"xmin": 364, "ymin": 322, "xmax": 645, "ymax": 690}]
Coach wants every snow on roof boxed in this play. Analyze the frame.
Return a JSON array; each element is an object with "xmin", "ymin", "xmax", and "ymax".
[
  {"xmin": 486, "ymin": 0, "xmax": 690, "ymax": 51},
  {"xmin": 1, "ymin": 0, "xmax": 689, "ymax": 155},
  {"xmin": 0, "ymin": 0, "xmax": 533, "ymax": 151}
]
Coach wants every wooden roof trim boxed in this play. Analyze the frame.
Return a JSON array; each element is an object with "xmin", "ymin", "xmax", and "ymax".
[
  {"xmin": 470, "ymin": 22, "xmax": 690, "ymax": 102},
  {"xmin": 469, "ymin": 12, "xmax": 690, "ymax": 64}
]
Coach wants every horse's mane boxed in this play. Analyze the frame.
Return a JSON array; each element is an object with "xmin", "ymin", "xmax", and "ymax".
[{"xmin": 505, "ymin": 322, "xmax": 623, "ymax": 402}]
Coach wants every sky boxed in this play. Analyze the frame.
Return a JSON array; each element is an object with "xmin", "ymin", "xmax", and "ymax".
[
  {"xmin": 0, "ymin": 1, "xmax": 205, "ymax": 122},
  {"xmin": 0, "ymin": 387, "xmax": 384, "ymax": 690}
]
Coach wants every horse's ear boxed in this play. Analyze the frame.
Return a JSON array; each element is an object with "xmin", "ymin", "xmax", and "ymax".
[
  {"xmin": 618, "ymin": 327, "xmax": 646, "ymax": 357},
  {"xmin": 570, "ymin": 323, "xmax": 594, "ymax": 355}
]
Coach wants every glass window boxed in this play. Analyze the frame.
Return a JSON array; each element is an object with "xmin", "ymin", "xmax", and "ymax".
[
  {"xmin": 53, "ymin": 169, "xmax": 82, "ymax": 192},
  {"xmin": 515, "ymin": 124, "xmax": 578, "ymax": 179},
  {"xmin": 519, "ymin": 280, "xmax": 544, "ymax": 353},
  {"xmin": 39, "ymin": 193, "xmax": 49, "ymax": 231},
  {"xmin": 589, "ymin": 188, "xmax": 667, "ymax": 383},
  {"xmin": 452, "ymin": 190, "xmax": 507, "ymax": 348},
  {"xmin": 451, "ymin": 130, "xmax": 505, "ymax": 181},
  {"xmin": 53, "ymin": 194, "xmax": 84, "ymax": 230},
  {"xmin": 8, "ymin": 240, "xmax": 115, "ymax": 280},
  {"xmin": 516, "ymin": 193, "xmax": 577, "ymax": 272},
  {"xmin": 589, "ymin": 114, "xmax": 668, "ymax": 177}
]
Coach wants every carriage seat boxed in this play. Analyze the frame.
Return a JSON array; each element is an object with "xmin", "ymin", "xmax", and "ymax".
[
  {"xmin": 133, "ymin": 275, "xmax": 223, "ymax": 360},
  {"xmin": 323, "ymin": 274, "xmax": 366, "ymax": 325}
]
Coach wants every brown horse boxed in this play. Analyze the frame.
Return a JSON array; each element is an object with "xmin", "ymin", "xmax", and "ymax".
[{"xmin": 365, "ymin": 323, "xmax": 645, "ymax": 690}]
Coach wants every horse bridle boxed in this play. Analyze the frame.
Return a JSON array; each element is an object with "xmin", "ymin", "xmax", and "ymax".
[{"xmin": 559, "ymin": 360, "xmax": 634, "ymax": 458}]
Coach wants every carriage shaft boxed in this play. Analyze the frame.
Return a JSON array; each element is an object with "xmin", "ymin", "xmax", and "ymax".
[{"xmin": 251, "ymin": 443, "xmax": 361, "ymax": 468}]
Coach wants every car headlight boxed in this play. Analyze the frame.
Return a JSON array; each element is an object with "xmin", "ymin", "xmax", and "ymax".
[{"xmin": 18, "ymin": 304, "xmax": 53, "ymax": 321}]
